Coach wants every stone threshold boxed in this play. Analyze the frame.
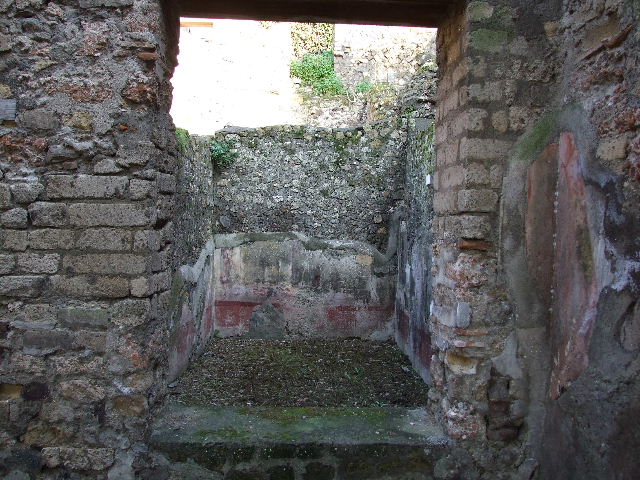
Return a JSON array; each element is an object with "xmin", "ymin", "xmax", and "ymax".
[{"xmin": 150, "ymin": 405, "xmax": 456, "ymax": 479}]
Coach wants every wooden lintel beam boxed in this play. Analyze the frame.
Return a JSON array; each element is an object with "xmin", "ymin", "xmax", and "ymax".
[{"xmin": 178, "ymin": 0, "xmax": 455, "ymax": 27}]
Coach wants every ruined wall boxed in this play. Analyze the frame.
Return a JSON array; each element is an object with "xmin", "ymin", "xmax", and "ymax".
[
  {"xmin": 211, "ymin": 233, "xmax": 395, "ymax": 340},
  {"xmin": 0, "ymin": 0, "xmax": 180, "ymax": 477},
  {"xmin": 500, "ymin": 1, "xmax": 640, "ymax": 478},
  {"xmin": 394, "ymin": 117, "xmax": 435, "ymax": 384},
  {"xmin": 209, "ymin": 121, "xmax": 407, "ymax": 252},
  {"xmin": 165, "ymin": 135, "xmax": 216, "ymax": 382}
]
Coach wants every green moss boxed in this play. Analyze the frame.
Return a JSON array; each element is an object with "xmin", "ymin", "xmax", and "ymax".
[
  {"xmin": 175, "ymin": 127, "xmax": 190, "ymax": 153},
  {"xmin": 511, "ymin": 112, "xmax": 560, "ymax": 165},
  {"xmin": 470, "ymin": 29, "xmax": 509, "ymax": 52},
  {"xmin": 241, "ymin": 407, "xmax": 389, "ymax": 426},
  {"xmin": 577, "ymin": 225, "xmax": 594, "ymax": 282},
  {"xmin": 195, "ymin": 428, "xmax": 252, "ymax": 441}
]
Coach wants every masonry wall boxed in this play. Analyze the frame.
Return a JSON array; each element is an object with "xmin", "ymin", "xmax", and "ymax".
[
  {"xmin": 209, "ymin": 122, "xmax": 407, "ymax": 252},
  {"xmin": 0, "ymin": 0, "xmax": 179, "ymax": 477},
  {"xmin": 430, "ymin": 0, "xmax": 562, "ymax": 473},
  {"xmin": 499, "ymin": 1, "xmax": 640, "ymax": 478}
]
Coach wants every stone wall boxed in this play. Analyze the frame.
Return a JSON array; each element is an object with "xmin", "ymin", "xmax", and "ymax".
[
  {"xmin": 208, "ymin": 121, "xmax": 407, "ymax": 252},
  {"xmin": 0, "ymin": 0, "xmax": 179, "ymax": 477},
  {"xmin": 211, "ymin": 232, "xmax": 395, "ymax": 340},
  {"xmin": 500, "ymin": 1, "xmax": 640, "ymax": 478},
  {"xmin": 394, "ymin": 117, "xmax": 435, "ymax": 385}
]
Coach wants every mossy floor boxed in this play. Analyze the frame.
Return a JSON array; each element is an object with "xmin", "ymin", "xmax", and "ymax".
[{"xmin": 168, "ymin": 338, "xmax": 429, "ymax": 407}]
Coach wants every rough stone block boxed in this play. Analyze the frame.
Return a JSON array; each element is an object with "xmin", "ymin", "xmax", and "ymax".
[
  {"xmin": 75, "ymin": 331, "xmax": 108, "ymax": 352},
  {"xmin": 458, "ymin": 189, "xmax": 498, "ymax": 212},
  {"xmin": 133, "ymin": 230, "xmax": 160, "ymax": 251},
  {"xmin": 63, "ymin": 254, "xmax": 146, "ymax": 275},
  {"xmin": 58, "ymin": 307, "xmax": 109, "ymax": 330},
  {"xmin": 69, "ymin": 203, "xmax": 153, "ymax": 227},
  {"xmin": 434, "ymin": 191, "xmax": 458, "ymax": 214},
  {"xmin": 42, "ymin": 446, "xmax": 114, "ymax": 470},
  {"xmin": 23, "ymin": 329, "xmax": 74, "ymax": 355},
  {"xmin": 468, "ymin": 2, "xmax": 494, "ymax": 22},
  {"xmin": 1, "ymin": 208, "xmax": 28, "ymax": 228},
  {"xmin": 50, "ymin": 275, "xmax": 129, "ymax": 298},
  {"xmin": 157, "ymin": 173, "xmax": 176, "ymax": 193},
  {"xmin": 16, "ymin": 253, "xmax": 60, "ymax": 274},
  {"xmin": 0, "ymin": 275, "xmax": 45, "ymax": 297},
  {"xmin": 79, "ymin": 0, "xmax": 133, "ymax": 7},
  {"xmin": 461, "ymin": 137, "xmax": 512, "ymax": 161},
  {"xmin": 0, "ymin": 254, "xmax": 15, "ymax": 274},
  {"xmin": 110, "ymin": 299, "xmax": 150, "ymax": 328},
  {"xmin": 46, "ymin": 175, "xmax": 128, "ymax": 199},
  {"xmin": 596, "ymin": 136, "xmax": 628, "ymax": 162},
  {"xmin": 112, "ymin": 395, "xmax": 147, "ymax": 416},
  {"xmin": 76, "ymin": 228, "xmax": 132, "ymax": 251},
  {"xmin": 129, "ymin": 179, "xmax": 154, "ymax": 200},
  {"xmin": 10, "ymin": 182, "xmax": 44, "ymax": 204},
  {"xmin": 0, "ymin": 183, "xmax": 12, "ymax": 208},
  {"xmin": 29, "ymin": 202, "xmax": 69, "ymax": 227},
  {"xmin": 28, "ymin": 229, "xmax": 75, "ymax": 250},
  {"xmin": 439, "ymin": 166, "xmax": 464, "ymax": 189}
]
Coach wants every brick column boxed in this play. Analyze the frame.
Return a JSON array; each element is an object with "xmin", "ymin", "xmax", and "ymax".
[
  {"xmin": 430, "ymin": 0, "xmax": 560, "ymax": 444},
  {"xmin": 0, "ymin": 0, "xmax": 178, "ymax": 476}
]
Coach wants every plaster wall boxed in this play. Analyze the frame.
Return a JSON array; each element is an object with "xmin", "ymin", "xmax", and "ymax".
[{"xmin": 210, "ymin": 233, "xmax": 395, "ymax": 340}]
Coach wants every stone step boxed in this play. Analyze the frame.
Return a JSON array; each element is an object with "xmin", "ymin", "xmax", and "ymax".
[{"xmin": 150, "ymin": 405, "xmax": 465, "ymax": 480}]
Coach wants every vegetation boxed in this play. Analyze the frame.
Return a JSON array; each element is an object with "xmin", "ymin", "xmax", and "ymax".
[
  {"xmin": 175, "ymin": 127, "xmax": 190, "ymax": 153},
  {"xmin": 290, "ymin": 51, "xmax": 346, "ymax": 96},
  {"xmin": 210, "ymin": 139, "xmax": 238, "ymax": 169}
]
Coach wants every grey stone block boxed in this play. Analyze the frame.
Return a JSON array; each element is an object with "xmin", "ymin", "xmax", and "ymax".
[
  {"xmin": 69, "ymin": 203, "xmax": 153, "ymax": 227},
  {"xmin": 46, "ymin": 175, "xmax": 128, "ymax": 199},
  {"xmin": 1, "ymin": 208, "xmax": 28, "ymax": 228},
  {"xmin": 58, "ymin": 307, "xmax": 109, "ymax": 330},
  {"xmin": 0, "ymin": 275, "xmax": 45, "ymax": 297},
  {"xmin": 63, "ymin": 253, "xmax": 146, "ymax": 275},
  {"xmin": 29, "ymin": 202, "xmax": 69, "ymax": 227},
  {"xmin": 16, "ymin": 253, "xmax": 60, "ymax": 274},
  {"xmin": 28, "ymin": 229, "xmax": 75, "ymax": 250},
  {"xmin": 76, "ymin": 228, "xmax": 131, "ymax": 250},
  {"xmin": 10, "ymin": 182, "xmax": 44, "ymax": 204}
]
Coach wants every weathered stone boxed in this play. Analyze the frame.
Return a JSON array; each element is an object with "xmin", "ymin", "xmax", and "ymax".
[
  {"xmin": 63, "ymin": 112, "xmax": 93, "ymax": 131},
  {"xmin": 47, "ymin": 175, "xmax": 128, "ymax": 199},
  {"xmin": 1, "ymin": 208, "xmax": 28, "ymax": 228},
  {"xmin": 10, "ymin": 182, "xmax": 44, "ymax": 204},
  {"xmin": 112, "ymin": 395, "xmax": 147, "ymax": 416},
  {"xmin": 16, "ymin": 253, "xmax": 59, "ymax": 274},
  {"xmin": 50, "ymin": 275, "xmax": 129, "ymax": 298},
  {"xmin": 58, "ymin": 306, "xmax": 109, "ymax": 330},
  {"xmin": 0, "ymin": 254, "xmax": 16, "ymax": 274},
  {"xmin": 76, "ymin": 228, "xmax": 132, "ymax": 250},
  {"xmin": 28, "ymin": 229, "xmax": 75, "ymax": 250},
  {"xmin": 63, "ymin": 253, "xmax": 146, "ymax": 275},
  {"xmin": 93, "ymin": 158, "xmax": 123, "ymax": 174},
  {"xmin": 75, "ymin": 330, "xmax": 107, "ymax": 352},
  {"xmin": 0, "ymin": 183, "xmax": 12, "ymax": 208},
  {"xmin": 23, "ymin": 329, "xmax": 74, "ymax": 354},
  {"xmin": 110, "ymin": 299, "xmax": 150, "ymax": 328},
  {"xmin": 19, "ymin": 109, "xmax": 58, "ymax": 132},
  {"xmin": 42, "ymin": 446, "xmax": 114, "ymax": 470},
  {"xmin": 129, "ymin": 179, "xmax": 154, "ymax": 199},
  {"xmin": 69, "ymin": 203, "xmax": 153, "ymax": 227},
  {"xmin": 0, "ymin": 275, "xmax": 44, "ymax": 297},
  {"xmin": 28, "ymin": 202, "xmax": 69, "ymax": 227}
]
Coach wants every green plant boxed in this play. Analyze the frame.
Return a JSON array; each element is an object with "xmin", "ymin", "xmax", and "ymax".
[
  {"xmin": 355, "ymin": 80, "xmax": 373, "ymax": 93},
  {"xmin": 210, "ymin": 139, "xmax": 237, "ymax": 169},
  {"xmin": 175, "ymin": 127, "xmax": 190, "ymax": 153},
  {"xmin": 290, "ymin": 50, "xmax": 345, "ymax": 95}
]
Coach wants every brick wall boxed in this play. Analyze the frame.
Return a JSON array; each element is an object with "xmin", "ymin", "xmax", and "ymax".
[{"xmin": 0, "ymin": 0, "xmax": 179, "ymax": 476}]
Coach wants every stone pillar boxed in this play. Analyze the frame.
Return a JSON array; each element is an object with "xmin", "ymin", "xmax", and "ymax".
[{"xmin": 0, "ymin": 0, "xmax": 178, "ymax": 476}]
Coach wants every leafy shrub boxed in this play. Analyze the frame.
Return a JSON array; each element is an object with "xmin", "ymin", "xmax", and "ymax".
[
  {"xmin": 290, "ymin": 51, "xmax": 345, "ymax": 95},
  {"xmin": 210, "ymin": 140, "xmax": 237, "ymax": 169}
]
